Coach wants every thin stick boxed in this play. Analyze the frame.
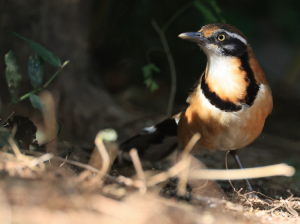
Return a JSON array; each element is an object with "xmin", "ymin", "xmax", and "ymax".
[
  {"xmin": 188, "ymin": 163, "xmax": 295, "ymax": 180},
  {"xmin": 94, "ymin": 132, "xmax": 110, "ymax": 178},
  {"xmin": 148, "ymin": 133, "xmax": 201, "ymax": 187},
  {"xmin": 43, "ymin": 61, "xmax": 69, "ymax": 88},
  {"xmin": 129, "ymin": 149, "xmax": 146, "ymax": 193},
  {"xmin": 20, "ymin": 149, "xmax": 101, "ymax": 173},
  {"xmin": 177, "ymin": 133, "xmax": 201, "ymax": 196},
  {"xmin": 29, "ymin": 153, "xmax": 54, "ymax": 167},
  {"xmin": 146, "ymin": 159, "xmax": 187, "ymax": 187},
  {"xmin": 161, "ymin": 2, "xmax": 194, "ymax": 32},
  {"xmin": 0, "ymin": 111, "xmax": 14, "ymax": 126},
  {"xmin": 20, "ymin": 148, "xmax": 295, "ymax": 184},
  {"xmin": 8, "ymin": 138, "xmax": 22, "ymax": 159},
  {"xmin": 260, "ymin": 193, "xmax": 294, "ymax": 215},
  {"xmin": 151, "ymin": 19, "xmax": 177, "ymax": 117},
  {"xmin": 177, "ymin": 155, "xmax": 191, "ymax": 196},
  {"xmin": 181, "ymin": 133, "xmax": 201, "ymax": 156}
]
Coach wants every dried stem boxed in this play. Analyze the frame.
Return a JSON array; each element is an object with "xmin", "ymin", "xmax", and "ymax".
[
  {"xmin": 30, "ymin": 153, "xmax": 54, "ymax": 167},
  {"xmin": 146, "ymin": 159, "xmax": 187, "ymax": 187},
  {"xmin": 188, "ymin": 163, "xmax": 295, "ymax": 180},
  {"xmin": 8, "ymin": 138, "xmax": 22, "ymax": 159},
  {"xmin": 129, "ymin": 149, "xmax": 146, "ymax": 193},
  {"xmin": 151, "ymin": 19, "xmax": 177, "ymax": 117},
  {"xmin": 94, "ymin": 132, "xmax": 110, "ymax": 179},
  {"xmin": 181, "ymin": 133, "xmax": 201, "ymax": 156},
  {"xmin": 21, "ymin": 149, "xmax": 102, "ymax": 173},
  {"xmin": 177, "ymin": 133, "xmax": 201, "ymax": 196},
  {"xmin": 177, "ymin": 155, "xmax": 191, "ymax": 196}
]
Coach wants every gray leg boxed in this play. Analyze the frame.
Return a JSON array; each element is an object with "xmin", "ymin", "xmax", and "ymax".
[{"xmin": 230, "ymin": 149, "xmax": 253, "ymax": 192}]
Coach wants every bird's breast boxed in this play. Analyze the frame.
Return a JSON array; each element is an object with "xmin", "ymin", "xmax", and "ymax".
[{"xmin": 178, "ymin": 83, "xmax": 273, "ymax": 151}]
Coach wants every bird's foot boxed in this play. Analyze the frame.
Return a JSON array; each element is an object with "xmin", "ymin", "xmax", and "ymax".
[{"xmin": 234, "ymin": 188, "xmax": 258, "ymax": 200}]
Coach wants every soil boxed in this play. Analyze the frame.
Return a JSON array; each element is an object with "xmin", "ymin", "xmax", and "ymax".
[{"xmin": 1, "ymin": 115, "xmax": 300, "ymax": 223}]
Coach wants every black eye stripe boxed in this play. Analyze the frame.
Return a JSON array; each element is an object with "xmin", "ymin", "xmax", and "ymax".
[
  {"xmin": 206, "ymin": 33, "xmax": 247, "ymax": 57},
  {"xmin": 222, "ymin": 38, "xmax": 246, "ymax": 56}
]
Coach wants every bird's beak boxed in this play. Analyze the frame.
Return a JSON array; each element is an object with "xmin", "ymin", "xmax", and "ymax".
[{"xmin": 178, "ymin": 32, "xmax": 208, "ymax": 44}]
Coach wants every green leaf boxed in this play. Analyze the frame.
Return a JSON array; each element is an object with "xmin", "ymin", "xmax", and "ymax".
[
  {"xmin": 194, "ymin": 0, "xmax": 218, "ymax": 23},
  {"xmin": 0, "ymin": 128, "xmax": 10, "ymax": 148},
  {"xmin": 13, "ymin": 32, "xmax": 62, "ymax": 67},
  {"xmin": 142, "ymin": 63, "xmax": 161, "ymax": 78},
  {"xmin": 144, "ymin": 78, "xmax": 159, "ymax": 92},
  {"xmin": 5, "ymin": 51, "xmax": 22, "ymax": 103},
  {"xmin": 29, "ymin": 41, "xmax": 62, "ymax": 67},
  {"xmin": 12, "ymin": 32, "xmax": 30, "ymax": 42},
  {"xmin": 142, "ymin": 64, "xmax": 152, "ymax": 78},
  {"xmin": 142, "ymin": 63, "xmax": 160, "ymax": 92},
  {"xmin": 150, "ymin": 81, "xmax": 159, "ymax": 92},
  {"xmin": 28, "ymin": 54, "xmax": 44, "ymax": 89},
  {"xmin": 29, "ymin": 93, "xmax": 43, "ymax": 112}
]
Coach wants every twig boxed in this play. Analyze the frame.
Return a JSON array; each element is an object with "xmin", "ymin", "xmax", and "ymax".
[
  {"xmin": 177, "ymin": 133, "xmax": 201, "ymax": 196},
  {"xmin": 8, "ymin": 138, "xmax": 22, "ymax": 159},
  {"xmin": 129, "ymin": 148, "xmax": 146, "ymax": 193},
  {"xmin": 151, "ymin": 19, "xmax": 177, "ymax": 117},
  {"xmin": 0, "ymin": 111, "xmax": 14, "ymax": 126},
  {"xmin": 20, "ymin": 149, "xmax": 101, "ymax": 173},
  {"xmin": 181, "ymin": 133, "xmax": 201, "ymax": 156},
  {"xmin": 188, "ymin": 163, "xmax": 295, "ymax": 180},
  {"xmin": 258, "ymin": 191, "xmax": 298, "ymax": 217},
  {"xmin": 30, "ymin": 153, "xmax": 54, "ymax": 167},
  {"xmin": 7, "ymin": 140, "xmax": 53, "ymax": 171},
  {"xmin": 162, "ymin": 2, "xmax": 194, "ymax": 32},
  {"xmin": 146, "ymin": 159, "xmax": 187, "ymax": 187},
  {"xmin": 191, "ymin": 179, "xmax": 208, "ymax": 194},
  {"xmin": 177, "ymin": 155, "xmax": 191, "ymax": 196},
  {"xmin": 148, "ymin": 2, "xmax": 195, "ymax": 115},
  {"xmin": 43, "ymin": 61, "xmax": 69, "ymax": 88},
  {"xmin": 94, "ymin": 131, "xmax": 111, "ymax": 179}
]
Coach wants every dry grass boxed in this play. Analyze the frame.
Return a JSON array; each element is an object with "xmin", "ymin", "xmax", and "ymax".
[{"xmin": 0, "ymin": 129, "xmax": 299, "ymax": 224}]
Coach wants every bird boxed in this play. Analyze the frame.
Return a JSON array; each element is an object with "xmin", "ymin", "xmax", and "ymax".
[{"xmin": 118, "ymin": 23, "xmax": 273, "ymax": 192}]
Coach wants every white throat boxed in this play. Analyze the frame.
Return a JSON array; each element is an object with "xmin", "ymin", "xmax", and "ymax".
[{"xmin": 203, "ymin": 51, "xmax": 247, "ymax": 101}]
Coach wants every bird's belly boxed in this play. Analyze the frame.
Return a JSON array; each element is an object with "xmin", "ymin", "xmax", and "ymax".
[{"xmin": 204, "ymin": 108, "xmax": 264, "ymax": 151}]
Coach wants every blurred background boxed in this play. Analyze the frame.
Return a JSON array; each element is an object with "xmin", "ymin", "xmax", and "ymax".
[{"xmin": 1, "ymin": 0, "xmax": 300, "ymax": 148}]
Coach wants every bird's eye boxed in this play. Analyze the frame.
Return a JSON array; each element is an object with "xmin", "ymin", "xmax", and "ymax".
[{"xmin": 218, "ymin": 34, "xmax": 225, "ymax": 41}]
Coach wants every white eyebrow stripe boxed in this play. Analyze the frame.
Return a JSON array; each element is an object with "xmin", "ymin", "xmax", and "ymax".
[{"xmin": 219, "ymin": 29, "xmax": 247, "ymax": 45}]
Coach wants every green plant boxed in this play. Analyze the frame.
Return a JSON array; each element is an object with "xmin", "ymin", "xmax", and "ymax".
[
  {"xmin": 1, "ymin": 33, "xmax": 69, "ymax": 115},
  {"xmin": 142, "ymin": 63, "xmax": 160, "ymax": 92}
]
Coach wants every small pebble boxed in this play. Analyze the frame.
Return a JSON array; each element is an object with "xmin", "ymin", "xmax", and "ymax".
[{"xmin": 209, "ymin": 204, "xmax": 216, "ymax": 208}]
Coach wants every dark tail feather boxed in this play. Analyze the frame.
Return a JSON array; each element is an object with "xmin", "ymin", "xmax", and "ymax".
[{"xmin": 118, "ymin": 114, "xmax": 180, "ymax": 163}]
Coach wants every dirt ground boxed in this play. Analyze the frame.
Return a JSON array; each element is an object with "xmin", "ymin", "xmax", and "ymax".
[{"xmin": 0, "ymin": 126, "xmax": 300, "ymax": 224}]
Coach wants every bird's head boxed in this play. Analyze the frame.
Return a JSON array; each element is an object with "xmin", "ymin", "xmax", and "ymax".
[
  {"xmin": 179, "ymin": 23, "xmax": 268, "ymax": 109},
  {"xmin": 179, "ymin": 23, "xmax": 249, "ymax": 57}
]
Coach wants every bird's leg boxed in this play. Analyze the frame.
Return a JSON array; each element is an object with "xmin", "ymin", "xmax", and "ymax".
[{"xmin": 230, "ymin": 149, "xmax": 253, "ymax": 192}]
